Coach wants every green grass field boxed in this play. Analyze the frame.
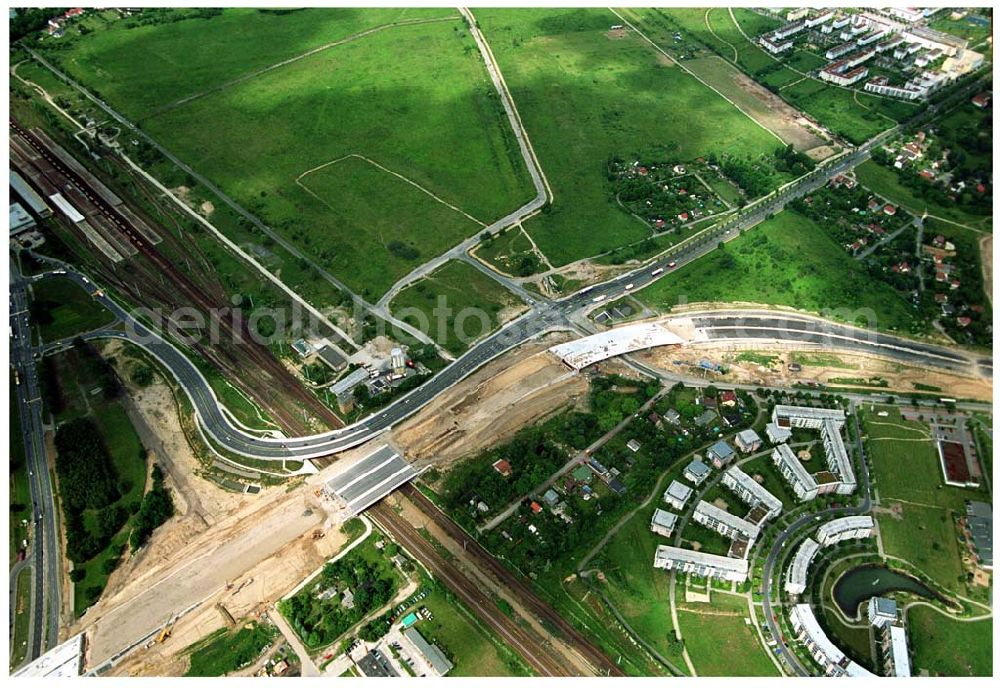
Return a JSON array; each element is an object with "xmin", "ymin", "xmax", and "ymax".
[
  {"xmin": 676, "ymin": 593, "xmax": 778, "ymax": 676},
  {"xmin": 778, "ymin": 79, "xmax": 915, "ymax": 145},
  {"xmin": 51, "ymin": 9, "xmax": 534, "ymax": 299},
  {"xmin": 389, "ymin": 260, "xmax": 525, "ymax": 355},
  {"xmin": 597, "ymin": 493, "xmax": 689, "ymax": 672},
  {"xmin": 9, "ymin": 376, "xmax": 31, "ymax": 568},
  {"xmin": 30, "ymin": 277, "xmax": 115, "ymax": 343},
  {"xmin": 477, "ymin": 8, "xmax": 783, "ymax": 266},
  {"xmin": 417, "ymin": 587, "xmax": 532, "ymax": 676},
  {"xmin": 636, "ymin": 210, "xmax": 925, "ymax": 334},
  {"xmin": 185, "ymin": 621, "xmax": 279, "ymax": 676},
  {"xmin": 10, "ymin": 567, "xmax": 32, "ymax": 670},
  {"xmin": 907, "ymin": 606, "xmax": 992, "ymax": 676},
  {"xmin": 855, "ymin": 160, "xmax": 992, "ymax": 232}
]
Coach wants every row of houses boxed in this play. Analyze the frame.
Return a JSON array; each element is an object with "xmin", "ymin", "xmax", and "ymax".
[
  {"xmin": 653, "ymin": 545, "xmax": 749, "ymax": 583},
  {"xmin": 784, "ymin": 516, "xmax": 876, "ymax": 595},
  {"xmin": 789, "ymin": 604, "xmax": 874, "ymax": 677}
]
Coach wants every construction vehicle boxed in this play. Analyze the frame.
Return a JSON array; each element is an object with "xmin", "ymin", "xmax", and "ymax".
[
  {"xmin": 156, "ymin": 622, "xmax": 174, "ymax": 643},
  {"xmin": 312, "ymin": 529, "xmax": 325, "ymax": 540}
]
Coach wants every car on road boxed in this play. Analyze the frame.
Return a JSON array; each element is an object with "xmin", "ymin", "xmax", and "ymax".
[{"xmin": 667, "ymin": 261, "xmax": 676, "ymax": 269}]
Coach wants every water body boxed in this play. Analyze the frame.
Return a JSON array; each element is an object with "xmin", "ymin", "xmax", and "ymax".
[{"xmin": 833, "ymin": 564, "xmax": 943, "ymax": 617}]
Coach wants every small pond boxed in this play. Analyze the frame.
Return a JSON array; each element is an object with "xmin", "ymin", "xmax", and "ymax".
[{"xmin": 833, "ymin": 564, "xmax": 945, "ymax": 617}]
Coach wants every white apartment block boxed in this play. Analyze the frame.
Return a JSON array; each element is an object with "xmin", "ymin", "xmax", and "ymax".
[
  {"xmin": 785, "ymin": 537, "xmax": 820, "ymax": 595},
  {"xmin": 772, "ymin": 443, "xmax": 819, "ymax": 501},
  {"xmin": 821, "ymin": 419, "xmax": 857, "ymax": 495},
  {"xmin": 816, "ymin": 515, "xmax": 874, "ymax": 546},
  {"xmin": 663, "ymin": 480, "xmax": 693, "ymax": 511},
  {"xmin": 653, "ymin": 545, "xmax": 749, "ymax": 583},
  {"xmin": 721, "ymin": 466, "xmax": 782, "ymax": 522},
  {"xmin": 772, "ymin": 405, "xmax": 846, "ymax": 430},
  {"xmin": 692, "ymin": 501, "xmax": 760, "ymax": 543},
  {"xmin": 789, "ymin": 605, "xmax": 875, "ymax": 677}
]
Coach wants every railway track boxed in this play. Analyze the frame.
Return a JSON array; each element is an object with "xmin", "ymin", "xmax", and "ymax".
[
  {"xmin": 400, "ymin": 484, "xmax": 627, "ymax": 677},
  {"xmin": 368, "ymin": 501, "xmax": 573, "ymax": 677},
  {"xmin": 10, "ymin": 118, "xmax": 341, "ymax": 432}
]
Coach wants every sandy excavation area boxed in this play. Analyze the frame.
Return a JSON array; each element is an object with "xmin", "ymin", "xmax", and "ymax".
[
  {"xmin": 390, "ymin": 331, "xmax": 588, "ymax": 467},
  {"xmin": 635, "ymin": 342, "xmax": 992, "ymax": 401}
]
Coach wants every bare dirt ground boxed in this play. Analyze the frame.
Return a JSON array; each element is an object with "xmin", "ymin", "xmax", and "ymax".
[
  {"xmin": 635, "ymin": 342, "xmax": 992, "ymax": 401},
  {"xmin": 686, "ymin": 56, "xmax": 829, "ymax": 157},
  {"xmin": 605, "ymin": 27, "xmax": 628, "ymax": 40},
  {"xmin": 390, "ymin": 332, "xmax": 587, "ymax": 467}
]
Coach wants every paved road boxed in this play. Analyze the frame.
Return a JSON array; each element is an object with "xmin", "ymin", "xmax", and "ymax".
[{"xmin": 8, "ymin": 257, "xmax": 62, "ymax": 666}]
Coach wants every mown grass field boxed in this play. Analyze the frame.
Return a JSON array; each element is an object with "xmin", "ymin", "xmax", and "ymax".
[
  {"xmin": 185, "ymin": 621, "xmax": 278, "ymax": 676},
  {"xmin": 855, "ymin": 160, "xmax": 993, "ymax": 232},
  {"xmin": 389, "ymin": 260, "xmax": 525, "ymax": 355},
  {"xmin": 907, "ymin": 606, "xmax": 992, "ymax": 676},
  {"xmin": 477, "ymin": 8, "xmax": 783, "ymax": 266},
  {"xmin": 418, "ymin": 587, "xmax": 532, "ymax": 676},
  {"xmin": 30, "ymin": 276, "xmax": 115, "ymax": 343},
  {"xmin": 676, "ymin": 593, "xmax": 779, "ymax": 676},
  {"xmin": 636, "ymin": 210, "xmax": 925, "ymax": 334},
  {"xmin": 862, "ymin": 406, "xmax": 989, "ymax": 594},
  {"xmin": 50, "ymin": 9, "xmax": 534, "ymax": 299}
]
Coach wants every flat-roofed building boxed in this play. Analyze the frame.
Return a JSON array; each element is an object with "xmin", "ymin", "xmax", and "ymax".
[
  {"xmin": 789, "ymin": 604, "xmax": 874, "ymax": 677},
  {"xmin": 867, "ymin": 596, "xmax": 897, "ymax": 628},
  {"xmin": 10, "ymin": 170, "xmax": 52, "ymax": 217},
  {"xmin": 817, "ymin": 515, "xmax": 874, "ymax": 546},
  {"xmin": 765, "ymin": 421, "xmax": 793, "ymax": 444},
  {"xmin": 653, "ymin": 545, "xmax": 749, "ymax": 583},
  {"xmin": 10, "ymin": 203, "xmax": 36, "ymax": 235},
  {"xmin": 772, "ymin": 443, "xmax": 819, "ymax": 501},
  {"xmin": 821, "ymin": 419, "xmax": 856, "ymax": 495},
  {"xmin": 884, "ymin": 625, "xmax": 911, "ymax": 677},
  {"xmin": 403, "ymin": 627, "xmax": 454, "ymax": 676},
  {"xmin": 785, "ymin": 537, "xmax": 820, "ymax": 595},
  {"xmin": 692, "ymin": 501, "xmax": 760, "ymax": 543},
  {"xmin": 734, "ymin": 428, "xmax": 762, "ymax": 453},
  {"xmin": 965, "ymin": 501, "xmax": 992, "ymax": 570},
  {"xmin": 650, "ymin": 508, "xmax": 678, "ymax": 538},
  {"xmin": 721, "ymin": 466, "xmax": 782, "ymax": 522},
  {"xmin": 683, "ymin": 459, "xmax": 711, "ymax": 486},
  {"xmin": 773, "ymin": 405, "xmax": 846, "ymax": 430},
  {"xmin": 707, "ymin": 440, "xmax": 737, "ymax": 468},
  {"xmin": 663, "ymin": 480, "xmax": 693, "ymax": 511}
]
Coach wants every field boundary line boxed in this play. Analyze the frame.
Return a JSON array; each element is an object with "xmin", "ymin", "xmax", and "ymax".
[
  {"xmin": 295, "ymin": 153, "xmax": 487, "ymax": 227},
  {"xmin": 609, "ymin": 8, "xmax": 787, "ymax": 147},
  {"xmin": 143, "ymin": 14, "xmax": 462, "ymax": 120}
]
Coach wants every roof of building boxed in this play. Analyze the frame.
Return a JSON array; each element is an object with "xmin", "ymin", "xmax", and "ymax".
[
  {"xmin": 694, "ymin": 501, "xmax": 760, "ymax": 540},
  {"xmin": 723, "ymin": 466, "xmax": 783, "ymax": 515},
  {"xmin": 316, "ymin": 345, "xmax": 348, "ymax": 370},
  {"xmin": 773, "ymin": 443, "xmax": 818, "ymax": 491},
  {"xmin": 871, "ymin": 596, "xmax": 897, "ymax": 618},
  {"xmin": 773, "ymin": 404, "xmax": 846, "ymax": 424},
  {"xmin": 735, "ymin": 428, "xmax": 761, "ymax": 445},
  {"xmin": 665, "ymin": 480, "xmax": 693, "ymax": 503},
  {"xmin": 404, "ymin": 627, "xmax": 454, "ymax": 675},
  {"xmin": 653, "ymin": 545, "xmax": 749, "ymax": 574},
  {"xmin": 888, "ymin": 625, "xmax": 911, "ymax": 677},
  {"xmin": 330, "ymin": 367, "xmax": 369, "ymax": 396},
  {"xmin": 10, "ymin": 169, "xmax": 50, "ymax": 215},
  {"xmin": 9, "ymin": 203, "xmax": 35, "ymax": 234},
  {"xmin": 787, "ymin": 537, "xmax": 820, "ymax": 591},
  {"xmin": 766, "ymin": 422, "xmax": 793, "ymax": 441},
  {"xmin": 651, "ymin": 508, "xmax": 678, "ymax": 531},
  {"xmin": 966, "ymin": 501, "xmax": 992, "ymax": 566},
  {"xmin": 542, "ymin": 488, "xmax": 560, "ymax": 505},
  {"xmin": 821, "ymin": 419, "xmax": 855, "ymax": 485},
  {"xmin": 685, "ymin": 459, "xmax": 711, "ymax": 478},
  {"xmin": 13, "ymin": 633, "xmax": 83, "ymax": 677},
  {"xmin": 695, "ymin": 410, "xmax": 717, "ymax": 426},
  {"xmin": 817, "ymin": 515, "xmax": 874, "ymax": 539},
  {"xmin": 708, "ymin": 440, "xmax": 736, "ymax": 460}
]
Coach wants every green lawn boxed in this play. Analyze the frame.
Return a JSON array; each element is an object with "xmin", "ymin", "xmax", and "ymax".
[
  {"xmin": 52, "ymin": 9, "xmax": 534, "ymax": 300},
  {"xmin": 10, "ymin": 567, "xmax": 32, "ymax": 670},
  {"xmin": 676, "ymin": 593, "xmax": 778, "ymax": 676},
  {"xmin": 928, "ymin": 14, "xmax": 993, "ymax": 45},
  {"xmin": 637, "ymin": 209, "xmax": 925, "ymax": 335},
  {"xmin": 597, "ymin": 490, "xmax": 689, "ymax": 672},
  {"xmin": 877, "ymin": 504, "xmax": 965, "ymax": 595},
  {"xmin": 855, "ymin": 160, "xmax": 992, "ymax": 232},
  {"xmin": 185, "ymin": 621, "xmax": 279, "ymax": 676},
  {"xmin": 30, "ymin": 276, "xmax": 115, "ymax": 343},
  {"xmin": 389, "ymin": 260, "xmax": 525, "ymax": 355},
  {"xmin": 907, "ymin": 606, "xmax": 992, "ymax": 676},
  {"xmin": 475, "ymin": 228, "xmax": 542, "ymax": 277},
  {"xmin": 417, "ymin": 587, "xmax": 532, "ymax": 676},
  {"xmin": 477, "ymin": 7, "xmax": 783, "ymax": 267},
  {"xmin": 9, "ymin": 375, "xmax": 31, "ymax": 567}
]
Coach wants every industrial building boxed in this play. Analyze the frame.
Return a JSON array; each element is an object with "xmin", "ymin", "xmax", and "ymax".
[
  {"xmin": 653, "ymin": 545, "xmax": 749, "ymax": 583},
  {"xmin": 965, "ymin": 501, "xmax": 993, "ymax": 570},
  {"xmin": 692, "ymin": 501, "xmax": 760, "ymax": 544},
  {"xmin": 789, "ymin": 605, "xmax": 874, "ymax": 677},
  {"xmin": 721, "ymin": 466, "xmax": 782, "ymax": 522},
  {"xmin": 402, "ymin": 627, "xmax": 454, "ymax": 676},
  {"xmin": 650, "ymin": 508, "xmax": 678, "ymax": 538},
  {"xmin": 10, "ymin": 169, "xmax": 52, "ymax": 217},
  {"xmin": 663, "ymin": 480, "xmax": 693, "ymax": 511},
  {"xmin": 9, "ymin": 203, "xmax": 36, "ymax": 234},
  {"xmin": 816, "ymin": 515, "xmax": 874, "ymax": 546},
  {"xmin": 785, "ymin": 537, "xmax": 820, "ymax": 595}
]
